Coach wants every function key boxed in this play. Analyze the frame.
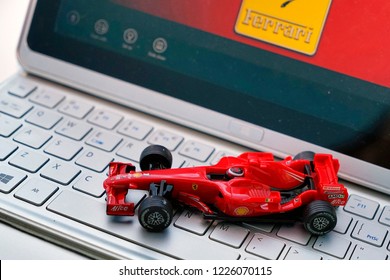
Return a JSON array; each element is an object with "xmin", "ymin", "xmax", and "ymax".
[{"xmin": 344, "ymin": 194, "xmax": 379, "ymax": 219}]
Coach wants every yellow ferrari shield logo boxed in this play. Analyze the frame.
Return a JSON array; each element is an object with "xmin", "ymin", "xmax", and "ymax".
[{"xmin": 235, "ymin": 0, "xmax": 332, "ymax": 55}]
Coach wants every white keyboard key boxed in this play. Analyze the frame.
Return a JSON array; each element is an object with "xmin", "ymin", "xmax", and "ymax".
[
  {"xmin": 277, "ymin": 223, "xmax": 312, "ymax": 245},
  {"xmin": 0, "ymin": 113, "xmax": 22, "ymax": 137},
  {"xmin": 40, "ymin": 160, "xmax": 81, "ymax": 185},
  {"xmin": 379, "ymin": 206, "xmax": 390, "ymax": 227},
  {"xmin": 25, "ymin": 108, "xmax": 62, "ymax": 129},
  {"xmin": 148, "ymin": 130, "xmax": 183, "ymax": 150},
  {"xmin": 179, "ymin": 141, "xmax": 215, "ymax": 162},
  {"xmin": 44, "ymin": 137, "xmax": 83, "ymax": 161},
  {"xmin": 9, "ymin": 149, "xmax": 49, "ymax": 173},
  {"xmin": 116, "ymin": 141, "xmax": 148, "ymax": 162},
  {"xmin": 117, "ymin": 120, "xmax": 153, "ymax": 140},
  {"xmin": 246, "ymin": 233, "xmax": 286, "ymax": 260},
  {"xmin": 284, "ymin": 246, "xmax": 322, "ymax": 260},
  {"xmin": 344, "ymin": 194, "xmax": 379, "ymax": 219},
  {"xmin": 0, "ymin": 140, "xmax": 18, "ymax": 161},
  {"xmin": 58, "ymin": 99, "xmax": 93, "ymax": 119},
  {"xmin": 0, "ymin": 96, "xmax": 33, "ymax": 118},
  {"xmin": 313, "ymin": 232, "xmax": 351, "ymax": 258},
  {"xmin": 55, "ymin": 119, "xmax": 92, "ymax": 141},
  {"xmin": 351, "ymin": 220, "xmax": 388, "ymax": 247},
  {"xmin": 174, "ymin": 209, "xmax": 213, "ymax": 235},
  {"xmin": 350, "ymin": 244, "xmax": 388, "ymax": 260},
  {"xmin": 75, "ymin": 149, "xmax": 113, "ymax": 172},
  {"xmin": 13, "ymin": 126, "xmax": 52, "ymax": 149},
  {"xmin": 14, "ymin": 178, "xmax": 58, "ymax": 206},
  {"xmin": 87, "ymin": 109, "xmax": 123, "ymax": 130},
  {"xmin": 7, "ymin": 80, "xmax": 37, "ymax": 98},
  {"xmin": 333, "ymin": 211, "xmax": 353, "ymax": 234},
  {"xmin": 29, "ymin": 87, "xmax": 65, "ymax": 108},
  {"xmin": 73, "ymin": 172, "xmax": 106, "ymax": 197},
  {"xmin": 86, "ymin": 130, "xmax": 122, "ymax": 152},
  {"xmin": 0, "ymin": 165, "xmax": 27, "ymax": 193},
  {"xmin": 243, "ymin": 222, "xmax": 275, "ymax": 233},
  {"xmin": 210, "ymin": 223, "xmax": 250, "ymax": 248}
]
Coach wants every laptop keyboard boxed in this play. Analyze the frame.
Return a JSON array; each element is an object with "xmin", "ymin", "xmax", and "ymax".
[{"xmin": 1, "ymin": 75, "xmax": 389, "ymax": 259}]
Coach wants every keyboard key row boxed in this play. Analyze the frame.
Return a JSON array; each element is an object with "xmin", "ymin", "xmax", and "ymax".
[{"xmin": 344, "ymin": 194, "xmax": 379, "ymax": 219}]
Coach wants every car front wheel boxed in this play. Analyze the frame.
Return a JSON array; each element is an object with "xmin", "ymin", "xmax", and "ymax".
[
  {"xmin": 138, "ymin": 196, "xmax": 173, "ymax": 232},
  {"xmin": 303, "ymin": 200, "xmax": 337, "ymax": 235}
]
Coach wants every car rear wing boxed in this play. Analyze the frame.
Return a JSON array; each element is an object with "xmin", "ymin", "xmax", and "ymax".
[{"xmin": 313, "ymin": 154, "xmax": 348, "ymax": 206}]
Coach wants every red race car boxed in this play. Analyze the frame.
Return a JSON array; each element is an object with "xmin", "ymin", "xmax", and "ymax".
[{"xmin": 103, "ymin": 145, "xmax": 348, "ymax": 235}]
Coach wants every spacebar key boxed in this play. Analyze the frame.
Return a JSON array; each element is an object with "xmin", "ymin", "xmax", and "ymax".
[{"xmin": 47, "ymin": 190, "xmax": 239, "ymax": 259}]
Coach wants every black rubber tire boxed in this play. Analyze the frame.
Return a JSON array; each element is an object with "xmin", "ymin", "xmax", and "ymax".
[
  {"xmin": 293, "ymin": 151, "xmax": 315, "ymax": 161},
  {"xmin": 139, "ymin": 145, "xmax": 173, "ymax": 171},
  {"xmin": 303, "ymin": 200, "xmax": 337, "ymax": 235},
  {"xmin": 138, "ymin": 196, "xmax": 173, "ymax": 232}
]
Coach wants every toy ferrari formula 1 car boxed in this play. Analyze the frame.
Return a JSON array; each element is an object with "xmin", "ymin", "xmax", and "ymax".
[{"xmin": 103, "ymin": 145, "xmax": 348, "ymax": 235}]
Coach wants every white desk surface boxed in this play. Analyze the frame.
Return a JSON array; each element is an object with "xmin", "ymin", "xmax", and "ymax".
[{"xmin": 0, "ymin": 0, "xmax": 88, "ymax": 260}]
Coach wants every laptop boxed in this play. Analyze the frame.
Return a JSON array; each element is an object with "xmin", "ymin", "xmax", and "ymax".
[{"xmin": 0, "ymin": 0, "xmax": 389, "ymax": 259}]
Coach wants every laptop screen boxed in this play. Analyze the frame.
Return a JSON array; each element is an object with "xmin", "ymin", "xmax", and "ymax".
[{"xmin": 27, "ymin": 0, "xmax": 390, "ymax": 169}]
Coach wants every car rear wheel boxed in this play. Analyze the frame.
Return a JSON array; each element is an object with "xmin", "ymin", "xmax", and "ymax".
[
  {"xmin": 138, "ymin": 196, "xmax": 173, "ymax": 232},
  {"xmin": 293, "ymin": 151, "xmax": 315, "ymax": 161},
  {"xmin": 303, "ymin": 200, "xmax": 337, "ymax": 235},
  {"xmin": 140, "ymin": 145, "xmax": 173, "ymax": 171}
]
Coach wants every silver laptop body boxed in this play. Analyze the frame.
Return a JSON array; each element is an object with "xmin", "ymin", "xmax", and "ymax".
[{"xmin": 0, "ymin": 0, "xmax": 389, "ymax": 259}]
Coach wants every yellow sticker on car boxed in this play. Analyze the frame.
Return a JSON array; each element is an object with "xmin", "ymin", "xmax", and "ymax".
[{"xmin": 235, "ymin": 0, "xmax": 332, "ymax": 55}]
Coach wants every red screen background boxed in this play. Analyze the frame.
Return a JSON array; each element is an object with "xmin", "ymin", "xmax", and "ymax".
[{"xmin": 115, "ymin": 0, "xmax": 390, "ymax": 88}]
